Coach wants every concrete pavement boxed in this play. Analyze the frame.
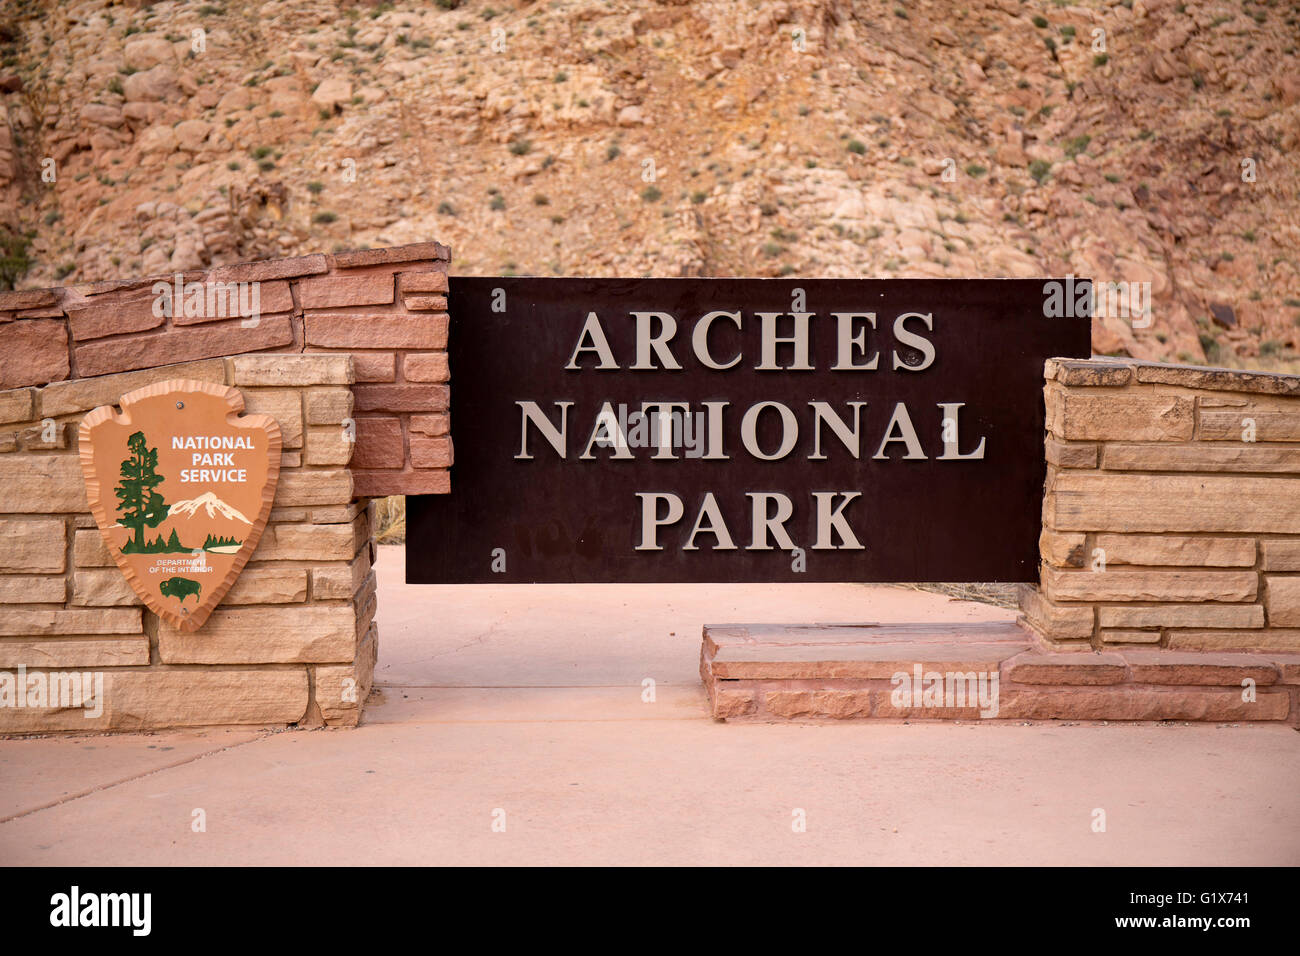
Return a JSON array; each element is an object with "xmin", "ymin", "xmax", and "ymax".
[{"xmin": 2, "ymin": 546, "xmax": 1298, "ymax": 865}]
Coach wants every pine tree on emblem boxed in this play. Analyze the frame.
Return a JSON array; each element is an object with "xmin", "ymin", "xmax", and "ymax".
[{"xmin": 116, "ymin": 430, "xmax": 170, "ymax": 553}]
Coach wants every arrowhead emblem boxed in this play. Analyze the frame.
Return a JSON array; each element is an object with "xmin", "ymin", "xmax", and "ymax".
[{"xmin": 78, "ymin": 379, "xmax": 282, "ymax": 632}]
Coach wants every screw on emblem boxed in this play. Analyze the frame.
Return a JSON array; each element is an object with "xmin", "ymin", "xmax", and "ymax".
[{"xmin": 176, "ymin": 401, "xmax": 185, "ymax": 409}]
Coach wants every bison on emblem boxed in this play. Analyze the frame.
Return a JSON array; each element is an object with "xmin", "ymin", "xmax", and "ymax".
[{"xmin": 159, "ymin": 576, "xmax": 202, "ymax": 604}]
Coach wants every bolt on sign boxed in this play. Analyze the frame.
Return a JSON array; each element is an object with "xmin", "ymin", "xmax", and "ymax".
[
  {"xmin": 79, "ymin": 380, "xmax": 282, "ymax": 630},
  {"xmin": 408, "ymin": 278, "xmax": 1091, "ymax": 584}
]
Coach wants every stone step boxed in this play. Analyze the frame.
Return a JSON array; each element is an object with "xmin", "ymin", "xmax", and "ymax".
[{"xmin": 701, "ymin": 622, "xmax": 1300, "ymax": 725}]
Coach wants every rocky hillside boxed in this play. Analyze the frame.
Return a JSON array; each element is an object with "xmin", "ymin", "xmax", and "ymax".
[{"xmin": 1, "ymin": 0, "xmax": 1297, "ymax": 365}]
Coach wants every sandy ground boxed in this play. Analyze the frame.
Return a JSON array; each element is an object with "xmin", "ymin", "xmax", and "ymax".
[{"xmin": 2, "ymin": 546, "xmax": 1297, "ymax": 866}]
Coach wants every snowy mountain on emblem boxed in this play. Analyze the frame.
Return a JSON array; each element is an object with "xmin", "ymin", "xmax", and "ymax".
[{"xmin": 168, "ymin": 492, "xmax": 252, "ymax": 525}]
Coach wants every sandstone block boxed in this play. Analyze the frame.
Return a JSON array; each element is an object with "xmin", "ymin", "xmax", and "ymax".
[
  {"xmin": 1043, "ymin": 567, "xmax": 1258, "ymax": 603},
  {"xmin": 0, "ymin": 575, "xmax": 66, "ymax": 603},
  {"xmin": 74, "ymin": 314, "xmax": 294, "ymax": 377},
  {"xmin": 0, "ymin": 456, "xmax": 85, "ymax": 512},
  {"xmin": 1121, "ymin": 650, "xmax": 1278, "ymax": 686},
  {"xmin": 403, "ymin": 352, "xmax": 449, "ymax": 383},
  {"xmin": 1045, "ymin": 436, "xmax": 1098, "ymax": 469},
  {"xmin": 252, "ymin": 517, "xmax": 365, "ymax": 561},
  {"xmin": 159, "ymin": 605, "xmax": 357, "ymax": 663},
  {"xmin": 409, "ymin": 413, "xmax": 449, "ymax": 436},
  {"xmin": 330, "ymin": 241, "xmax": 448, "ymax": 268},
  {"xmin": 222, "ymin": 567, "xmax": 308, "ymax": 604},
  {"xmin": 1107, "ymin": 442, "xmax": 1300, "ymax": 473},
  {"xmin": 67, "ymin": 289, "xmax": 165, "ymax": 341},
  {"xmin": 0, "ymin": 290, "xmax": 58, "ymax": 311},
  {"xmin": 298, "ymin": 274, "xmax": 394, "ymax": 309},
  {"xmin": 403, "ymin": 295, "xmax": 448, "ymax": 311},
  {"xmin": 305, "ymin": 426, "xmax": 355, "ymax": 466},
  {"xmin": 710, "ymin": 686, "xmax": 757, "ymax": 718},
  {"xmin": 209, "ymin": 255, "xmax": 327, "ymax": 283},
  {"xmin": 1052, "ymin": 474, "xmax": 1300, "ymax": 533},
  {"xmin": 1265, "ymin": 576, "xmax": 1300, "ymax": 626},
  {"xmin": 38, "ymin": 359, "xmax": 227, "ymax": 417},
  {"xmin": 352, "ymin": 469, "xmax": 450, "ymax": 496},
  {"xmin": 0, "ymin": 388, "xmax": 34, "ymax": 424},
  {"xmin": 0, "ymin": 607, "xmax": 141, "ymax": 635},
  {"xmin": 1098, "ymin": 604, "xmax": 1264, "ymax": 629},
  {"xmin": 351, "ymin": 353, "xmax": 397, "ymax": 382},
  {"xmin": 71, "ymin": 570, "xmax": 141, "ymax": 606},
  {"xmin": 409, "ymin": 435, "xmax": 452, "ymax": 469},
  {"xmin": 399, "ymin": 271, "xmax": 448, "ymax": 294},
  {"xmin": 1100, "ymin": 629, "xmax": 1162, "ymax": 644},
  {"xmin": 1040, "ymin": 529, "xmax": 1087, "ymax": 567},
  {"xmin": 310, "ymin": 501, "xmax": 365, "ymax": 524},
  {"xmin": 1169, "ymin": 630, "xmax": 1300, "ymax": 652},
  {"xmin": 1094, "ymin": 534, "xmax": 1256, "ymax": 567},
  {"xmin": 315, "ymin": 625, "xmax": 377, "ymax": 727},
  {"xmin": 998, "ymin": 686, "xmax": 1288, "ymax": 721},
  {"xmin": 169, "ymin": 281, "xmax": 293, "ymax": 326},
  {"xmin": 351, "ymin": 417, "xmax": 403, "ymax": 471},
  {"xmin": 1046, "ymin": 359, "xmax": 1134, "ymax": 387},
  {"xmin": 241, "ymin": 388, "xmax": 302, "ymax": 448},
  {"xmin": 305, "ymin": 388, "xmax": 353, "ymax": 425},
  {"xmin": 1262, "ymin": 540, "xmax": 1300, "ymax": 571},
  {"xmin": 1002, "ymin": 649, "xmax": 1129, "ymax": 684},
  {"xmin": 0, "ymin": 637, "xmax": 148, "ymax": 668},
  {"xmin": 0, "ymin": 320, "xmax": 70, "ymax": 389},
  {"xmin": 311, "ymin": 551, "xmax": 371, "ymax": 600},
  {"xmin": 1018, "ymin": 583, "xmax": 1093, "ymax": 640},
  {"xmin": 353, "ymin": 383, "xmax": 448, "ymax": 413},
  {"xmin": 304, "ymin": 314, "xmax": 447, "ymax": 349},
  {"xmin": 275, "ymin": 469, "xmax": 352, "ymax": 506},
  {"xmin": 230, "ymin": 353, "xmax": 352, "ymax": 387},
  {"xmin": 764, "ymin": 689, "xmax": 872, "ymax": 719},
  {"xmin": 0, "ymin": 518, "xmax": 66, "ymax": 573},
  {"xmin": 1047, "ymin": 386, "xmax": 1193, "ymax": 441},
  {"xmin": 74, "ymin": 529, "xmax": 114, "ymax": 567},
  {"xmin": 1198, "ymin": 396, "xmax": 1300, "ymax": 441}
]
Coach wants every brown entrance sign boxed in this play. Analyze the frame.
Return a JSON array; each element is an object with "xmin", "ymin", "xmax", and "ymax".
[
  {"xmin": 407, "ymin": 278, "xmax": 1091, "ymax": 584},
  {"xmin": 79, "ymin": 379, "xmax": 282, "ymax": 631}
]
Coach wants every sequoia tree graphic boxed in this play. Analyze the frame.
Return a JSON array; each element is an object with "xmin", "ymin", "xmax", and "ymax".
[{"xmin": 116, "ymin": 430, "xmax": 170, "ymax": 552}]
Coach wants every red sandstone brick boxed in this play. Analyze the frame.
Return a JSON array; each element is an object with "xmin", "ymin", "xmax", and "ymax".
[
  {"xmin": 353, "ymin": 383, "xmax": 448, "ymax": 413},
  {"xmin": 765, "ymin": 689, "xmax": 873, "ymax": 719},
  {"xmin": 171, "ymin": 280, "xmax": 293, "ymax": 325},
  {"xmin": 403, "ymin": 295, "xmax": 448, "ymax": 311},
  {"xmin": 409, "ymin": 413, "xmax": 449, "ymax": 436},
  {"xmin": 304, "ymin": 314, "xmax": 447, "ymax": 350},
  {"xmin": 352, "ymin": 417, "xmax": 405, "ymax": 469},
  {"xmin": 352, "ymin": 468, "xmax": 451, "ymax": 496},
  {"xmin": 0, "ymin": 319, "xmax": 70, "ymax": 388},
  {"xmin": 1002, "ymin": 649, "xmax": 1129, "ymax": 685},
  {"xmin": 0, "ymin": 289, "xmax": 58, "ymax": 311},
  {"xmin": 74, "ymin": 314, "xmax": 294, "ymax": 377},
  {"xmin": 298, "ymin": 274, "xmax": 394, "ymax": 310},
  {"xmin": 400, "ymin": 271, "xmax": 448, "ymax": 294},
  {"xmin": 1275, "ymin": 659, "xmax": 1300, "ymax": 683},
  {"xmin": 712, "ymin": 687, "xmax": 757, "ymax": 718},
  {"xmin": 209, "ymin": 254, "xmax": 328, "ymax": 283},
  {"xmin": 998, "ymin": 686, "xmax": 1290, "ymax": 721},
  {"xmin": 330, "ymin": 242, "xmax": 449, "ymax": 269},
  {"xmin": 68, "ymin": 290, "xmax": 164, "ymax": 340},
  {"xmin": 409, "ymin": 435, "xmax": 453, "ymax": 469},
  {"xmin": 403, "ymin": 352, "xmax": 449, "ymax": 382},
  {"xmin": 350, "ymin": 352, "xmax": 397, "ymax": 382},
  {"xmin": 1121, "ymin": 650, "xmax": 1279, "ymax": 686}
]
